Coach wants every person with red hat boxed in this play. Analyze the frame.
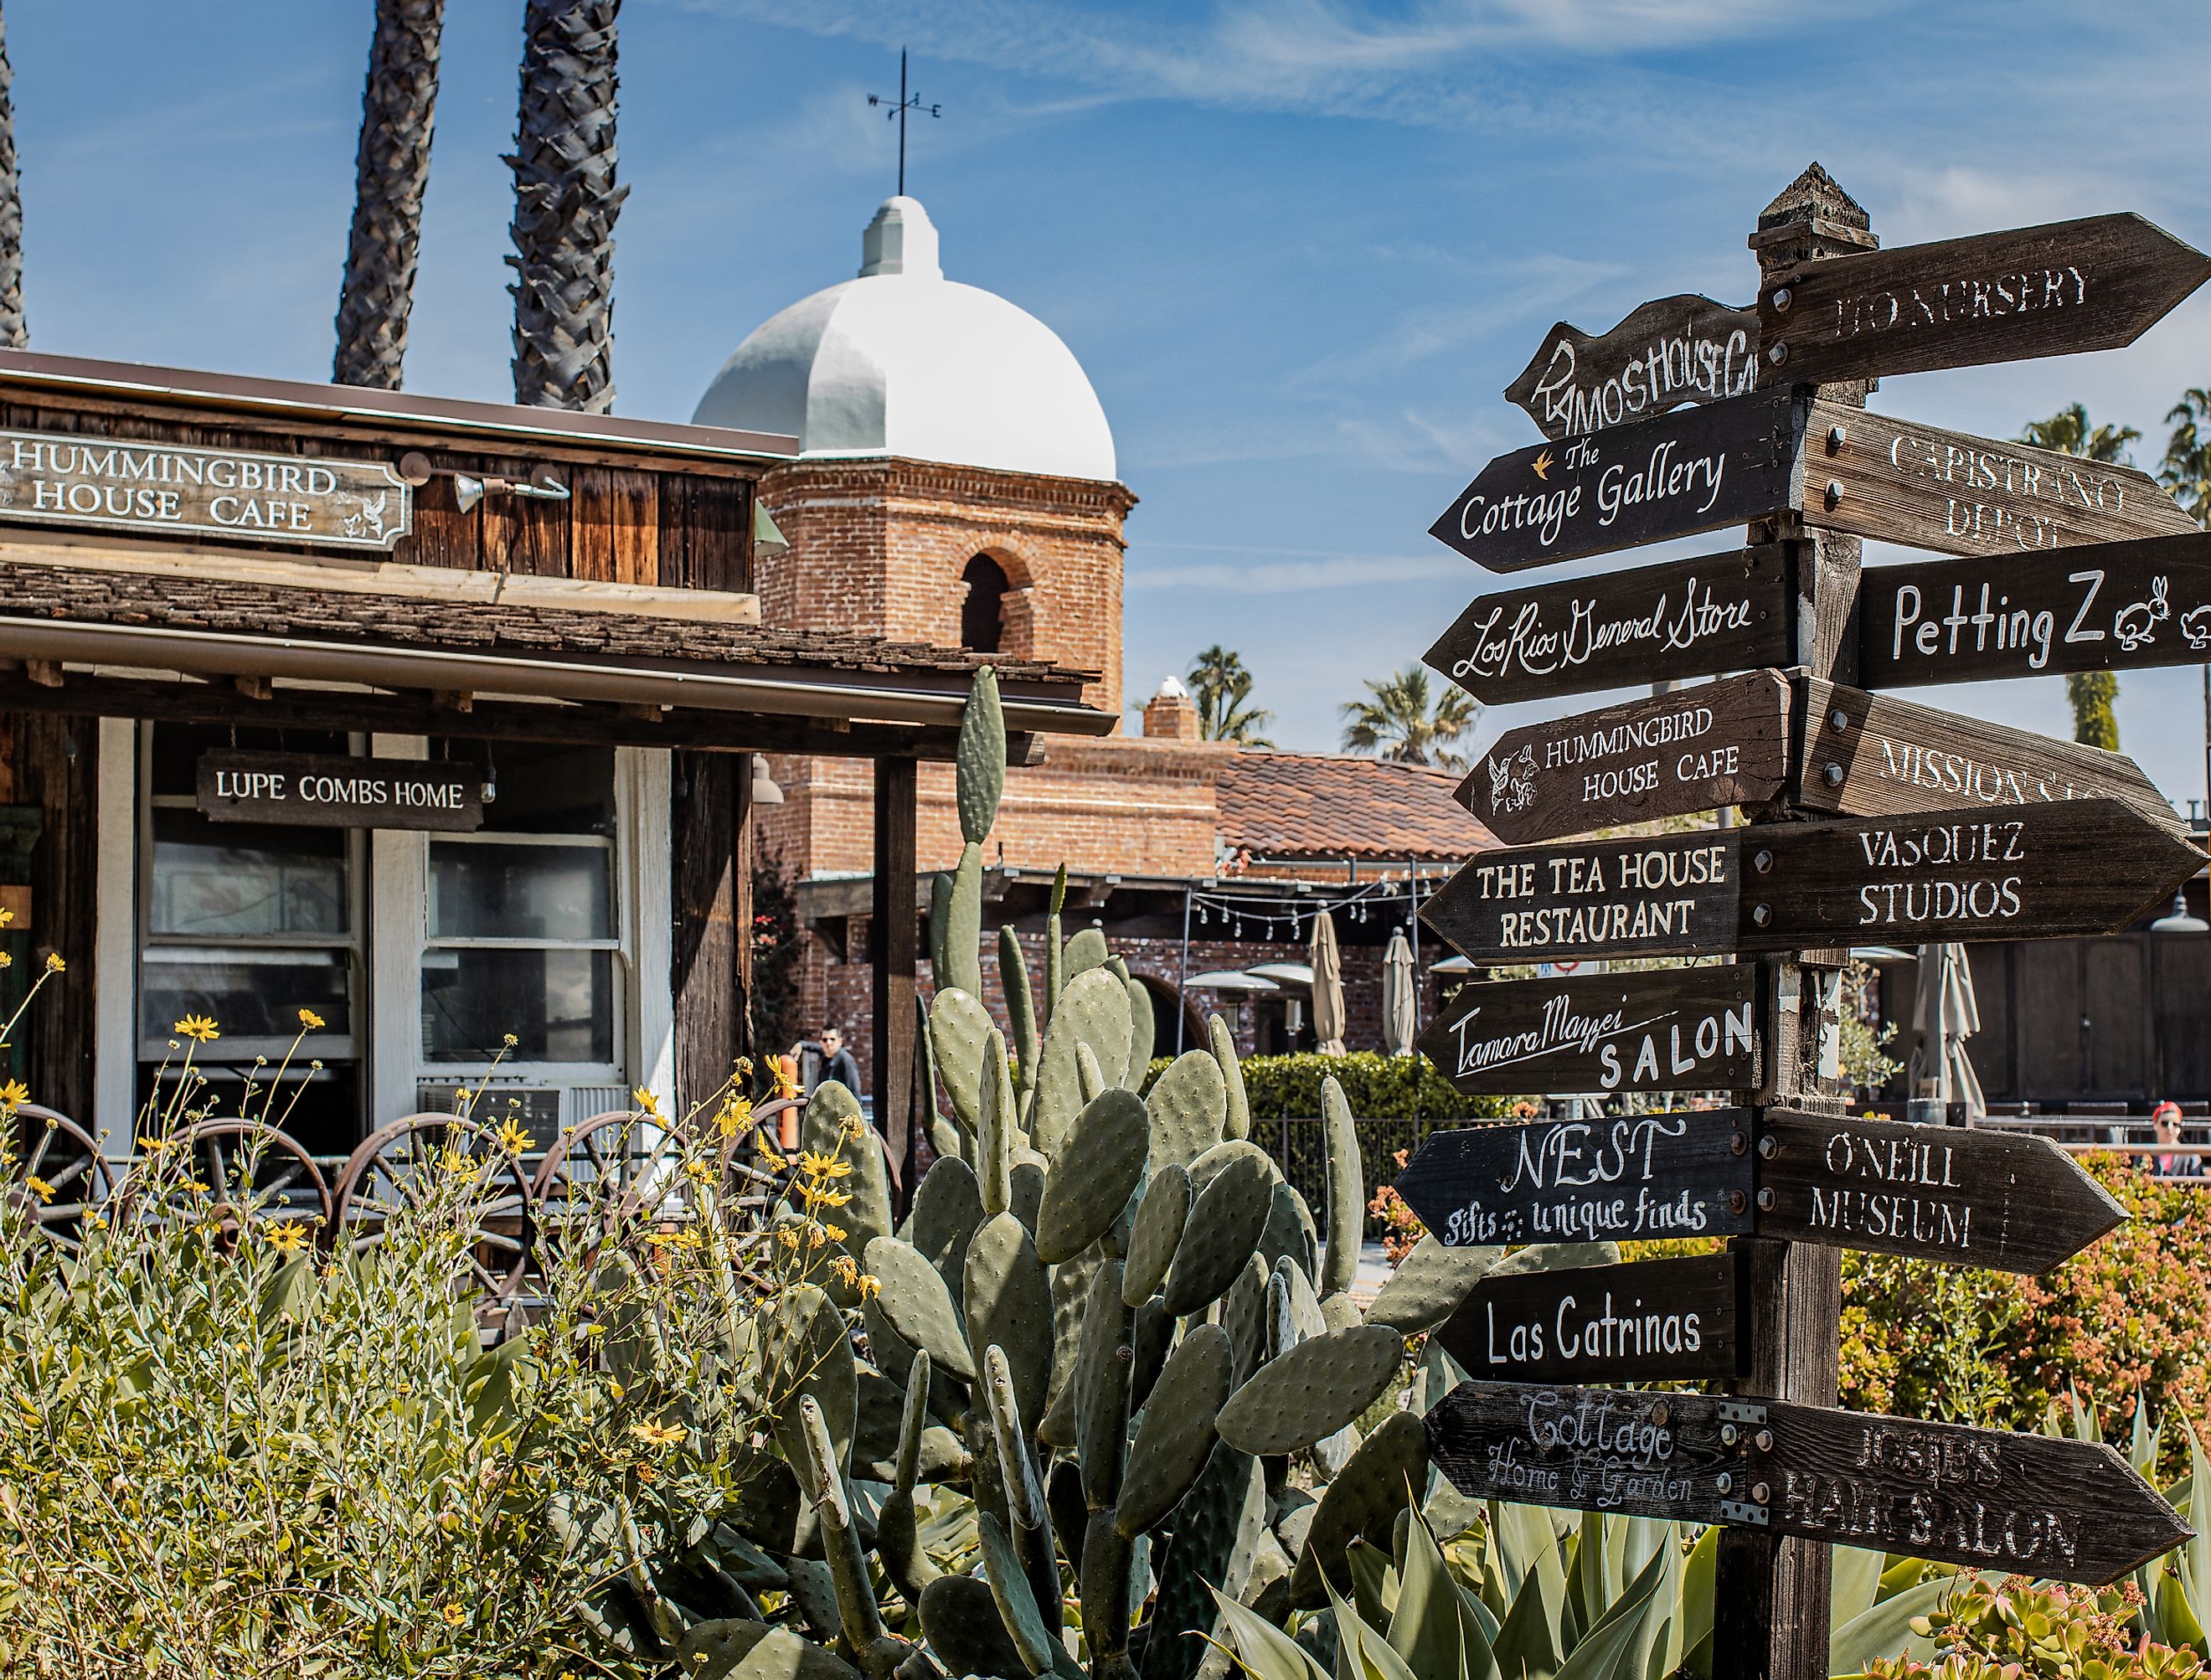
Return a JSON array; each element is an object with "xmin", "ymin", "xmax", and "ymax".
[{"xmin": 2140, "ymin": 1101, "xmax": 2202, "ymax": 1178}]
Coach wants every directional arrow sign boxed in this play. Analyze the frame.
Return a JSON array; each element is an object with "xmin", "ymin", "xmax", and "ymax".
[
  {"xmin": 1394, "ymin": 1107, "xmax": 2126, "ymax": 1275},
  {"xmin": 1430, "ymin": 389, "xmax": 1801, "ymax": 573},
  {"xmin": 1808, "ymin": 399, "xmax": 2195, "ymax": 558},
  {"xmin": 1505, "ymin": 295, "xmax": 1762, "ymax": 441},
  {"xmin": 1859, "ymin": 532, "xmax": 2211, "ymax": 688},
  {"xmin": 1757, "ymin": 211, "xmax": 2211, "ymax": 388},
  {"xmin": 1425, "ymin": 545, "xmax": 1793, "ymax": 707},
  {"xmin": 1427, "ymin": 1381, "xmax": 2188, "ymax": 1585},
  {"xmin": 1417, "ymin": 965, "xmax": 1759, "ymax": 1099},
  {"xmin": 1456, "ymin": 669, "xmax": 1791, "ymax": 844},
  {"xmin": 1420, "ymin": 799, "xmax": 2199, "ymax": 966},
  {"xmin": 1791, "ymin": 677, "xmax": 2181, "ymax": 833},
  {"xmin": 1433, "ymin": 1251, "xmax": 1746, "ymax": 1385}
]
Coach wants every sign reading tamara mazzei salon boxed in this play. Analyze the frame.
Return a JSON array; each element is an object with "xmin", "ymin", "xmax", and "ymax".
[
  {"xmin": 0, "ymin": 428, "xmax": 412, "ymax": 550},
  {"xmin": 198, "ymin": 752, "xmax": 482, "ymax": 832}
]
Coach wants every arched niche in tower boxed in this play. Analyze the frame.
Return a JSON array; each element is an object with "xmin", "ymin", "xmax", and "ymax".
[{"xmin": 960, "ymin": 554, "xmax": 1008, "ymax": 653}]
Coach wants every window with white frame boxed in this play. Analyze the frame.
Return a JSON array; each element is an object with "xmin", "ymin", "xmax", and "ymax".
[{"xmin": 420, "ymin": 742, "xmax": 622, "ymax": 1078}]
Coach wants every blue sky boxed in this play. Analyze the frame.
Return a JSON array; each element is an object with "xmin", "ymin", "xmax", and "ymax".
[{"xmin": 13, "ymin": 2, "xmax": 2211, "ymax": 809}]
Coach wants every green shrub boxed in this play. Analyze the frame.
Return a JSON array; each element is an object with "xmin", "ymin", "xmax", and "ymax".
[{"xmin": 1145, "ymin": 1049, "xmax": 1507, "ymax": 1121}]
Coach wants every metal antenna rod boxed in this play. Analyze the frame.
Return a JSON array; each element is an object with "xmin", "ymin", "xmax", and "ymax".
[{"xmin": 868, "ymin": 47, "xmax": 941, "ymax": 198}]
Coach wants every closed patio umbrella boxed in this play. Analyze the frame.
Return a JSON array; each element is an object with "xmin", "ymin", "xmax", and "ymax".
[
  {"xmin": 1309, "ymin": 908, "xmax": 1347, "ymax": 1056},
  {"xmin": 1909, "ymin": 942, "xmax": 1986, "ymax": 1121},
  {"xmin": 1382, "ymin": 926, "xmax": 1417, "ymax": 1057}
]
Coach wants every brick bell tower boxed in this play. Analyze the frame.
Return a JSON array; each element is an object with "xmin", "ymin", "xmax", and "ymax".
[{"xmin": 693, "ymin": 195, "xmax": 1142, "ymax": 901}]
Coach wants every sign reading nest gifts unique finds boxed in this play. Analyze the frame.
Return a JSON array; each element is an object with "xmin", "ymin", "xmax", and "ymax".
[
  {"xmin": 1425, "ymin": 1381, "xmax": 2187, "ymax": 1584},
  {"xmin": 197, "ymin": 750, "xmax": 482, "ymax": 832},
  {"xmin": 0, "ymin": 428, "xmax": 412, "ymax": 550}
]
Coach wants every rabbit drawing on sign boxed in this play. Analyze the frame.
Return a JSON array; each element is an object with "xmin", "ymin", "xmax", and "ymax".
[
  {"xmin": 2182, "ymin": 601, "xmax": 2211, "ymax": 651},
  {"xmin": 2113, "ymin": 576, "xmax": 2169, "ymax": 652}
]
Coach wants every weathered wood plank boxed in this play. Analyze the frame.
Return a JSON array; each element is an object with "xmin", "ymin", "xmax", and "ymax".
[
  {"xmin": 1759, "ymin": 212, "xmax": 2211, "ymax": 387},
  {"xmin": 1434, "ymin": 1251, "xmax": 1747, "ymax": 1384},
  {"xmin": 1418, "ymin": 965, "xmax": 1760, "ymax": 1097},
  {"xmin": 1458, "ymin": 668, "xmax": 1791, "ymax": 843},
  {"xmin": 1808, "ymin": 400, "xmax": 2193, "ymax": 557},
  {"xmin": 1421, "ymin": 829, "xmax": 1745, "ymax": 965},
  {"xmin": 1504, "ymin": 294, "xmax": 1761, "ymax": 440},
  {"xmin": 196, "ymin": 749, "xmax": 482, "ymax": 831}
]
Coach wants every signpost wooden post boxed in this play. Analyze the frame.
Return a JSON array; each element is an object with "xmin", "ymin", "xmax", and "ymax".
[
  {"xmin": 1425, "ymin": 1381, "xmax": 2187, "ymax": 1585},
  {"xmin": 1417, "ymin": 964, "xmax": 1759, "ymax": 1098},
  {"xmin": 1434, "ymin": 1250, "xmax": 1747, "ymax": 1384},
  {"xmin": 1424, "ymin": 544, "xmax": 1793, "ymax": 706}
]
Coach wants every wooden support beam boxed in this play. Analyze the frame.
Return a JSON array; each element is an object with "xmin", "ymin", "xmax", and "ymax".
[
  {"xmin": 872, "ymin": 755, "xmax": 920, "ymax": 1210},
  {"xmin": 233, "ymin": 673, "xmax": 274, "ymax": 700},
  {"xmin": 24, "ymin": 660, "xmax": 60, "ymax": 689},
  {"xmin": 671, "ymin": 750, "xmax": 749, "ymax": 1116}
]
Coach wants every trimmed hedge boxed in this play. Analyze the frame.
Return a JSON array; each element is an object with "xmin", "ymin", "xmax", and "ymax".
[{"xmin": 1141, "ymin": 1049, "xmax": 1508, "ymax": 1122}]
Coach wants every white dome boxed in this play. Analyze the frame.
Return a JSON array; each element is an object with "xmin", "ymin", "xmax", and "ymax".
[{"xmin": 693, "ymin": 197, "xmax": 1116, "ymax": 482}]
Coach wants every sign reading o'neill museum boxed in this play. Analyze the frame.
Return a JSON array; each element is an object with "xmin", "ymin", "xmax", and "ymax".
[{"xmin": 0, "ymin": 428, "xmax": 413, "ymax": 550}]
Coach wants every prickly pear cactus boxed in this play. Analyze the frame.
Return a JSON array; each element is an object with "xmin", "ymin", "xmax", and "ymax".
[{"xmin": 706, "ymin": 667, "xmax": 1525, "ymax": 1680}]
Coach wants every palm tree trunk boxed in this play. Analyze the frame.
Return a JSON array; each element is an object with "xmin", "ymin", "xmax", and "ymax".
[
  {"xmin": 0, "ymin": 5, "xmax": 28, "ymax": 349},
  {"xmin": 332, "ymin": 0, "xmax": 446, "ymax": 389},
  {"xmin": 507, "ymin": 0, "xmax": 626, "ymax": 413}
]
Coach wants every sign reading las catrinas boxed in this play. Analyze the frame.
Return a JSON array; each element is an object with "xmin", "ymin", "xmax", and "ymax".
[{"xmin": 0, "ymin": 427, "xmax": 413, "ymax": 550}]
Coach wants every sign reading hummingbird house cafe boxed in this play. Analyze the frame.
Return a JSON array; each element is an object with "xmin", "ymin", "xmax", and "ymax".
[{"xmin": 0, "ymin": 428, "xmax": 413, "ymax": 551}]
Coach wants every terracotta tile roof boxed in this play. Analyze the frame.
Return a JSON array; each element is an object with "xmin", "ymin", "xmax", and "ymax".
[{"xmin": 1217, "ymin": 751, "xmax": 1500, "ymax": 862}]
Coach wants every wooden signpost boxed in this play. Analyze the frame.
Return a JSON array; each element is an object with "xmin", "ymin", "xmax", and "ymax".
[
  {"xmin": 196, "ymin": 750, "xmax": 483, "ymax": 832},
  {"xmin": 1806, "ymin": 399, "xmax": 2195, "ymax": 558},
  {"xmin": 1430, "ymin": 389, "xmax": 1801, "ymax": 573},
  {"xmin": 1791, "ymin": 677, "xmax": 2178, "ymax": 830},
  {"xmin": 1859, "ymin": 531, "xmax": 2211, "ymax": 688},
  {"xmin": 1456, "ymin": 669, "xmax": 1791, "ymax": 843},
  {"xmin": 1419, "ymin": 797, "xmax": 2198, "ymax": 965},
  {"xmin": 1424, "ymin": 545, "xmax": 1792, "ymax": 706},
  {"xmin": 1756, "ymin": 212, "xmax": 2211, "ymax": 388},
  {"xmin": 1505, "ymin": 295, "xmax": 1761, "ymax": 441},
  {"xmin": 1434, "ymin": 1250, "xmax": 1746, "ymax": 1384},
  {"xmin": 1394, "ymin": 1105, "xmax": 2122, "ymax": 1276},
  {"xmin": 1418, "ymin": 964, "xmax": 1759, "ymax": 1097},
  {"xmin": 1426, "ymin": 1381, "xmax": 2187, "ymax": 1585}
]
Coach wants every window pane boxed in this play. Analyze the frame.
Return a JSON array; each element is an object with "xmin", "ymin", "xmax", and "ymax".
[
  {"xmin": 140, "ymin": 952, "xmax": 353, "ymax": 1044},
  {"xmin": 436, "ymin": 741, "xmax": 616, "ymax": 837},
  {"xmin": 421, "ymin": 947, "xmax": 615, "ymax": 1064},
  {"xmin": 429, "ymin": 842, "xmax": 611, "ymax": 940},
  {"xmin": 151, "ymin": 809, "xmax": 348, "ymax": 936},
  {"xmin": 149, "ymin": 723, "xmax": 350, "ymax": 798}
]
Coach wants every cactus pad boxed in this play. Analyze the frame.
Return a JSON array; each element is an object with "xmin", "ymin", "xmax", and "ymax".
[
  {"xmin": 1207, "ymin": 1015, "xmax": 1252, "ymax": 1142},
  {"xmin": 1317, "ymin": 1291, "xmax": 1366, "ymax": 1332},
  {"xmin": 765, "ymin": 1283, "xmax": 857, "ymax": 1476},
  {"xmin": 1147, "ymin": 1443, "xmax": 1267, "ymax": 1680},
  {"xmin": 1162, "ymin": 1150, "xmax": 1274, "ymax": 1317},
  {"xmin": 1317, "ymin": 1077, "xmax": 1363, "ymax": 1297},
  {"xmin": 1256, "ymin": 1181, "xmax": 1317, "ymax": 1283},
  {"xmin": 1034, "ymin": 1087, "xmax": 1148, "ymax": 1264},
  {"xmin": 1288, "ymin": 1410, "xmax": 1430, "ymax": 1607},
  {"xmin": 1063, "ymin": 925, "xmax": 1111, "ymax": 979},
  {"xmin": 864, "ymin": 1235, "xmax": 977, "ymax": 1383},
  {"xmin": 1116, "ymin": 1324, "xmax": 1232, "ymax": 1536},
  {"xmin": 1187, "ymin": 1137, "xmax": 1272, "ymax": 1199},
  {"xmin": 905, "ymin": 1155, "xmax": 985, "ymax": 1293},
  {"xmin": 964, "ymin": 1211, "xmax": 1054, "ymax": 1426},
  {"xmin": 919, "ymin": 1577, "xmax": 1030, "ymax": 1680},
  {"xmin": 1489, "ymin": 1239, "xmax": 1621, "ymax": 1275},
  {"xmin": 1128, "ymin": 1296, "xmax": 1172, "ymax": 1411},
  {"xmin": 1365, "ymin": 1234, "xmax": 1506, "ymax": 1335},
  {"xmin": 1075, "ymin": 1258, "xmax": 1132, "ymax": 1509},
  {"xmin": 1270, "ymin": 1255, "xmax": 1327, "ymax": 1350},
  {"xmin": 1000, "ymin": 926, "xmax": 1040, "ymax": 1098},
  {"xmin": 1218, "ymin": 1252, "xmax": 1271, "ymax": 1386},
  {"xmin": 1038, "ymin": 1246, "xmax": 1102, "ymax": 1448},
  {"xmin": 1145, "ymin": 1049, "xmax": 1227, "ymax": 1173},
  {"xmin": 956, "ymin": 665, "xmax": 1007, "ymax": 844},
  {"xmin": 941, "ymin": 842, "xmax": 987, "ymax": 999},
  {"xmin": 1123, "ymin": 974, "xmax": 1156, "ymax": 1087},
  {"xmin": 1121, "ymin": 1164, "xmax": 1189, "ymax": 1306},
  {"xmin": 1215, "ymin": 1325, "xmax": 1404, "ymax": 1456},
  {"xmin": 1030, "ymin": 968, "xmax": 1135, "ymax": 1157},
  {"xmin": 926, "ymin": 988, "xmax": 996, "ymax": 1136}
]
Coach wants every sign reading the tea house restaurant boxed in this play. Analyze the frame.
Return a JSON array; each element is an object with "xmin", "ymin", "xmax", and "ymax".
[
  {"xmin": 198, "ymin": 751, "xmax": 482, "ymax": 832},
  {"xmin": 0, "ymin": 428, "xmax": 412, "ymax": 550}
]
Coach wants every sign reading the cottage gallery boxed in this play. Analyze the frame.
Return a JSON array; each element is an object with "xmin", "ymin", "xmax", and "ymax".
[
  {"xmin": 0, "ymin": 430, "xmax": 412, "ymax": 550},
  {"xmin": 197, "ymin": 751, "xmax": 482, "ymax": 832}
]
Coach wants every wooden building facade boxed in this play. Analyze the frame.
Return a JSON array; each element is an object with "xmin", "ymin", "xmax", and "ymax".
[{"xmin": 0, "ymin": 349, "xmax": 1109, "ymax": 1174}]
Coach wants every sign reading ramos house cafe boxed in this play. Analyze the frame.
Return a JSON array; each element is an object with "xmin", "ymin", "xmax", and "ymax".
[{"xmin": 0, "ymin": 427, "xmax": 412, "ymax": 550}]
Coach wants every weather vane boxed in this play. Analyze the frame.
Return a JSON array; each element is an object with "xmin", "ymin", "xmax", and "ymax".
[{"xmin": 867, "ymin": 49, "xmax": 941, "ymax": 198}]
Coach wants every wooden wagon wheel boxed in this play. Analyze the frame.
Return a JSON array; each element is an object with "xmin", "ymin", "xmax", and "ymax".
[
  {"xmin": 331, "ymin": 1113, "xmax": 535, "ymax": 1298},
  {"xmin": 4, "ymin": 1102, "xmax": 113, "ymax": 1252},
  {"xmin": 115, "ymin": 1120, "xmax": 331, "ymax": 1252},
  {"xmin": 529, "ymin": 1107, "xmax": 687, "ymax": 1268}
]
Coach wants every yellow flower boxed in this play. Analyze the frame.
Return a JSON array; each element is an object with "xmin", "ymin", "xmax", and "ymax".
[
  {"xmin": 296, "ymin": 1007, "xmax": 325, "ymax": 1031},
  {"xmin": 0, "ymin": 1079, "xmax": 28, "ymax": 1115},
  {"xmin": 0, "ymin": 950, "xmax": 12, "ymax": 968},
  {"xmin": 44, "ymin": 952, "xmax": 64, "ymax": 974},
  {"xmin": 715, "ymin": 1093, "xmax": 755, "ymax": 1138},
  {"xmin": 758, "ymin": 1141, "xmax": 788, "ymax": 1172},
  {"xmin": 135, "ymin": 1132, "xmax": 173, "ymax": 1153},
  {"xmin": 436, "ymin": 1145, "xmax": 475, "ymax": 1178},
  {"xmin": 264, "ymin": 1221, "xmax": 308, "ymax": 1257},
  {"xmin": 632, "ymin": 1086, "xmax": 662, "ymax": 1117},
  {"xmin": 799, "ymin": 1150, "xmax": 853, "ymax": 1180},
  {"xmin": 502, "ymin": 1033, "xmax": 518, "ymax": 1048},
  {"xmin": 809, "ymin": 1186, "xmax": 853, "ymax": 1209},
  {"xmin": 805, "ymin": 1222, "xmax": 827, "ymax": 1250},
  {"xmin": 823, "ymin": 1223, "xmax": 847, "ymax": 1245},
  {"xmin": 0, "ymin": 905, "xmax": 12, "ymax": 926},
  {"xmin": 734, "ymin": 1056, "xmax": 755, "ymax": 1079},
  {"xmin": 630, "ymin": 1420, "xmax": 686, "ymax": 1448},
  {"xmin": 174, "ymin": 1014, "xmax": 219, "ymax": 1043},
  {"xmin": 777, "ymin": 1227, "xmax": 801, "ymax": 1250},
  {"xmin": 443, "ymin": 1603, "xmax": 466, "ymax": 1627},
  {"xmin": 770, "ymin": 1063, "xmax": 799, "ymax": 1101},
  {"xmin": 23, "ymin": 1175, "xmax": 52, "ymax": 1203},
  {"xmin": 856, "ymin": 1273, "xmax": 882, "ymax": 1301},
  {"xmin": 492, "ymin": 1116, "xmax": 534, "ymax": 1157},
  {"xmin": 683, "ymin": 1159, "xmax": 714, "ymax": 1183}
]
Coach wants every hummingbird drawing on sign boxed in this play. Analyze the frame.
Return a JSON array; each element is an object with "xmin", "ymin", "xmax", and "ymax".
[{"xmin": 1532, "ymin": 450, "xmax": 1554, "ymax": 481}]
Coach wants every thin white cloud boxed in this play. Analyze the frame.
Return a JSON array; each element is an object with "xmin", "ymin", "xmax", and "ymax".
[{"xmin": 1129, "ymin": 540, "xmax": 1464, "ymax": 590}]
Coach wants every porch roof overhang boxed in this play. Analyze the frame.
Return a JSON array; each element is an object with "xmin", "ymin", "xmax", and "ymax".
[{"xmin": 0, "ymin": 549, "xmax": 1111, "ymax": 759}]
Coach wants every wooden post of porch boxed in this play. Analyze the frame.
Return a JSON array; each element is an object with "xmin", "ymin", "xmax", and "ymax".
[
  {"xmin": 670, "ymin": 748, "xmax": 751, "ymax": 1116},
  {"xmin": 872, "ymin": 755, "xmax": 919, "ymax": 1206}
]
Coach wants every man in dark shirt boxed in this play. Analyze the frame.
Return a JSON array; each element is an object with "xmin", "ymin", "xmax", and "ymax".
[{"xmin": 793, "ymin": 1025, "xmax": 864, "ymax": 1099}]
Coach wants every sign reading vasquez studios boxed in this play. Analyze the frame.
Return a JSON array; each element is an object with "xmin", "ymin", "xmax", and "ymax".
[
  {"xmin": 197, "ymin": 751, "xmax": 482, "ymax": 832},
  {"xmin": 0, "ymin": 429, "xmax": 412, "ymax": 550}
]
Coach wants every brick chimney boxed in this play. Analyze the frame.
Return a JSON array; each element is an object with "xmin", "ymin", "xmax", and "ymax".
[{"xmin": 1142, "ymin": 675, "xmax": 1200, "ymax": 740}]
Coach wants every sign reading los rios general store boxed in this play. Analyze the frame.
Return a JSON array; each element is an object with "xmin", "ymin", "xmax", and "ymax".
[
  {"xmin": 0, "ymin": 429, "xmax": 412, "ymax": 550},
  {"xmin": 197, "ymin": 750, "xmax": 482, "ymax": 832},
  {"xmin": 1425, "ymin": 1381, "xmax": 2184, "ymax": 1585}
]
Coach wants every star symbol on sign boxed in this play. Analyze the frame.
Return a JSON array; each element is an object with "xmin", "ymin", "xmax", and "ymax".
[{"xmin": 1532, "ymin": 450, "xmax": 1554, "ymax": 481}]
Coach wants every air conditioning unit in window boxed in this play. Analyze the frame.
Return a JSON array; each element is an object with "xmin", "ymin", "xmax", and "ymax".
[{"xmin": 415, "ymin": 1084, "xmax": 563, "ymax": 1134}]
